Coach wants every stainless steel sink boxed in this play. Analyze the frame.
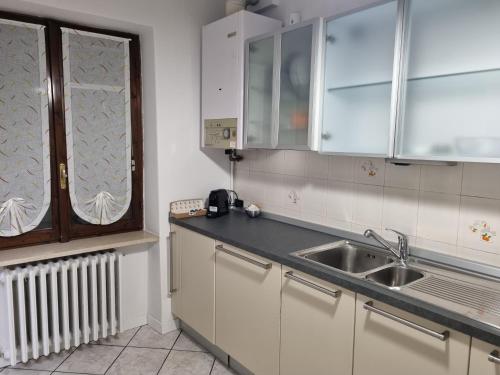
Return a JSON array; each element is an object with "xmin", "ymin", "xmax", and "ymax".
[
  {"xmin": 366, "ymin": 265, "xmax": 425, "ymax": 288},
  {"xmin": 293, "ymin": 240, "xmax": 394, "ymax": 274}
]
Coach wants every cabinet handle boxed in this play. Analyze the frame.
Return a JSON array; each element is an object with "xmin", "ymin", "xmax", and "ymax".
[
  {"xmin": 285, "ymin": 271, "xmax": 341, "ymax": 298},
  {"xmin": 363, "ymin": 301, "xmax": 449, "ymax": 341},
  {"xmin": 216, "ymin": 245, "xmax": 272, "ymax": 270},
  {"xmin": 59, "ymin": 163, "xmax": 68, "ymax": 190},
  {"xmin": 169, "ymin": 232, "xmax": 177, "ymax": 294},
  {"xmin": 488, "ymin": 350, "xmax": 500, "ymax": 364}
]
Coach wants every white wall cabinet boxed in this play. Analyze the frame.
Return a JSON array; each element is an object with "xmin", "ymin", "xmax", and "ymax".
[
  {"xmin": 170, "ymin": 225, "xmax": 215, "ymax": 343},
  {"xmin": 280, "ymin": 267, "xmax": 355, "ymax": 375},
  {"xmin": 394, "ymin": 0, "xmax": 500, "ymax": 162},
  {"xmin": 202, "ymin": 11, "xmax": 280, "ymax": 149},
  {"xmin": 320, "ymin": 0, "xmax": 399, "ymax": 156},
  {"xmin": 215, "ymin": 242, "xmax": 281, "ymax": 375},
  {"xmin": 353, "ymin": 294, "xmax": 470, "ymax": 375},
  {"xmin": 244, "ymin": 19, "xmax": 323, "ymax": 150},
  {"xmin": 315, "ymin": 0, "xmax": 500, "ymax": 163},
  {"xmin": 469, "ymin": 338, "xmax": 500, "ymax": 375}
]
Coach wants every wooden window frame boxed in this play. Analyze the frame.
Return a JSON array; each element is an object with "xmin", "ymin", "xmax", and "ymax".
[{"xmin": 0, "ymin": 11, "xmax": 143, "ymax": 250}]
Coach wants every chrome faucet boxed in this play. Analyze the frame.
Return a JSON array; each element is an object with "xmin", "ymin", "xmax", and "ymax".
[{"xmin": 364, "ymin": 228, "xmax": 409, "ymax": 265}]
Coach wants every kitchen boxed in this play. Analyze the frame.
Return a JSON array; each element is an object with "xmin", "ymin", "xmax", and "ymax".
[{"xmin": 0, "ymin": 0, "xmax": 499, "ymax": 374}]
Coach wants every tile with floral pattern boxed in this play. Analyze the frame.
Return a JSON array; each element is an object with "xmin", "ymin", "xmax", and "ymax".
[{"xmin": 470, "ymin": 220, "xmax": 496, "ymax": 242}]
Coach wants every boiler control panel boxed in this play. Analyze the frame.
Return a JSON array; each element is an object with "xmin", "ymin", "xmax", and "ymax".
[{"xmin": 204, "ymin": 118, "xmax": 237, "ymax": 149}]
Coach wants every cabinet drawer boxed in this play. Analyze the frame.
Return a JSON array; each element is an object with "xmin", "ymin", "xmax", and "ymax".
[
  {"xmin": 353, "ymin": 294, "xmax": 470, "ymax": 375},
  {"xmin": 469, "ymin": 338, "xmax": 500, "ymax": 375},
  {"xmin": 280, "ymin": 267, "xmax": 355, "ymax": 375},
  {"xmin": 215, "ymin": 242, "xmax": 281, "ymax": 375}
]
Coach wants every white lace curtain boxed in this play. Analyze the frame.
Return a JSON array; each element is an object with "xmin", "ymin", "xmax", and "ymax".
[
  {"xmin": 61, "ymin": 28, "xmax": 132, "ymax": 225},
  {"xmin": 0, "ymin": 19, "xmax": 51, "ymax": 237}
]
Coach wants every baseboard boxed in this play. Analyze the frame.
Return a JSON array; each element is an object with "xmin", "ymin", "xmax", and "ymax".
[{"xmin": 147, "ymin": 313, "xmax": 178, "ymax": 334}]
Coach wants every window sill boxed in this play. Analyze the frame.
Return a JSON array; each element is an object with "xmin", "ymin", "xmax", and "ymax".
[{"xmin": 0, "ymin": 230, "xmax": 159, "ymax": 267}]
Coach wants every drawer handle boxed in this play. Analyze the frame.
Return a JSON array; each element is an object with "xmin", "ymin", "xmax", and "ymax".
[
  {"xmin": 169, "ymin": 232, "xmax": 177, "ymax": 294},
  {"xmin": 285, "ymin": 271, "xmax": 341, "ymax": 298},
  {"xmin": 216, "ymin": 245, "xmax": 272, "ymax": 270},
  {"xmin": 488, "ymin": 350, "xmax": 500, "ymax": 364},
  {"xmin": 363, "ymin": 301, "xmax": 449, "ymax": 341}
]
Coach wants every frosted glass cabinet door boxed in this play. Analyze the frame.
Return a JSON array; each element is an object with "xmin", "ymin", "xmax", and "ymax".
[
  {"xmin": 321, "ymin": 1, "xmax": 398, "ymax": 155},
  {"xmin": 245, "ymin": 36, "xmax": 275, "ymax": 147},
  {"xmin": 396, "ymin": 0, "xmax": 500, "ymax": 161},
  {"xmin": 277, "ymin": 24, "xmax": 313, "ymax": 148}
]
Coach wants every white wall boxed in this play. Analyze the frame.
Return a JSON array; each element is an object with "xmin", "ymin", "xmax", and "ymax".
[{"xmin": 0, "ymin": 0, "xmax": 228, "ymax": 332}]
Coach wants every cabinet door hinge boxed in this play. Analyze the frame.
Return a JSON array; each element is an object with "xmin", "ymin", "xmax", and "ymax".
[{"xmin": 131, "ymin": 159, "xmax": 136, "ymax": 172}]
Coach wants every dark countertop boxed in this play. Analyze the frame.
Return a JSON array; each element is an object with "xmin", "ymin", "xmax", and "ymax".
[{"xmin": 171, "ymin": 211, "xmax": 500, "ymax": 346}]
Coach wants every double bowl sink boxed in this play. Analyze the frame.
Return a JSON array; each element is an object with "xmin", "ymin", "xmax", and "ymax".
[{"xmin": 292, "ymin": 240, "xmax": 425, "ymax": 289}]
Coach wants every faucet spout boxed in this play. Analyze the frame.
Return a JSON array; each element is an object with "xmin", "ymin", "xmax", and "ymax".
[{"xmin": 364, "ymin": 228, "xmax": 409, "ymax": 265}]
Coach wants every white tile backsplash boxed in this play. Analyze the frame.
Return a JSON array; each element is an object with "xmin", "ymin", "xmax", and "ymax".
[
  {"xmin": 417, "ymin": 191, "xmax": 460, "ymax": 245},
  {"xmin": 326, "ymin": 180, "xmax": 355, "ymax": 222},
  {"xmin": 457, "ymin": 247, "xmax": 500, "ymax": 267},
  {"xmin": 302, "ymin": 178, "xmax": 328, "ymax": 217},
  {"xmin": 353, "ymin": 184, "xmax": 384, "ymax": 228},
  {"xmin": 384, "ymin": 164, "xmax": 421, "ymax": 190},
  {"xmin": 420, "ymin": 164, "xmax": 463, "ymax": 194},
  {"xmin": 457, "ymin": 196, "xmax": 500, "ymax": 254},
  {"xmin": 382, "ymin": 187, "xmax": 419, "ymax": 236},
  {"xmin": 305, "ymin": 152, "xmax": 329, "ymax": 179},
  {"xmin": 354, "ymin": 158, "xmax": 386, "ymax": 186},
  {"xmin": 462, "ymin": 163, "xmax": 500, "ymax": 199},
  {"xmin": 329, "ymin": 155, "xmax": 354, "ymax": 182},
  {"xmin": 281, "ymin": 175, "xmax": 305, "ymax": 214},
  {"xmin": 267, "ymin": 150, "xmax": 285, "ymax": 174},
  {"xmin": 282, "ymin": 150, "xmax": 306, "ymax": 176},
  {"xmin": 236, "ymin": 151, "xmax": 500, "ymax": 267},
  {"xmin": 249, "ymin": 150, "xmax": 269, "ymax": 172}
]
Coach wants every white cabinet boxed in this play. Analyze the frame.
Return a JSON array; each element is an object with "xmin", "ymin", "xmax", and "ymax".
[
  {"xmin": 170, "ymin": 225, "xmax": 215, "ymax": 343},
  {"xmin": 280, "ymin": 267, "xmax": 355, "ymax": 375},
  {"xmin": 320, "ymin": 1, "xmax": 399, "ymax": 156},
  {"xmin": 202, "ymin": 11, "xmax": 281, "ymax": 150},
  {"xmin": 215, "ymin": 242, "xmax": 281, "ymax": 375},
  {"xmin": 394, "ymin": 0, "xmax": 500, "ymax": 162},
  {"xmin": 244, "ymin": 19, "xmax": 323, "ymax": 150},
  {"xmin": 353, "ymin": 294, "xmax": 470, "ymax": 375},
  {"xmin": 317, "ymin": 0, "xmax": 500, "ymax": 163},
  {"xmin": 469, "ymin": 338, "xmax": 500, "ymax": 375}
]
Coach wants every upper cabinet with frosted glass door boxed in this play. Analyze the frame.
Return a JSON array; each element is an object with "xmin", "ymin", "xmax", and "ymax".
[
  {"xmin": 394, "ymin": 0, "xmax": 500, "ymax": 162},
  {"xmin": 320, "ymin": 1, "xmax": 400, "ymax": 156},
  {"xmin": 245, "ymin": 33, "xmax": 276, "ymax": 148},
  {"xmin": 244, "ymin": 19, "xmax": 323, "ymax": 150}
]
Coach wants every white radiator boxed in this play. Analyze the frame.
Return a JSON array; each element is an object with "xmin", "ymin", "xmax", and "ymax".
[{"xmin": 0, "ymin": 252, "xmax": 119, "ymax": 366}]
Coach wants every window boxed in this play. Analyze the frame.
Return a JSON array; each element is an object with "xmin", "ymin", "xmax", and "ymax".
[{"xmin": 0, "ymin": 11, "xmax": 143, "ymax": 250}]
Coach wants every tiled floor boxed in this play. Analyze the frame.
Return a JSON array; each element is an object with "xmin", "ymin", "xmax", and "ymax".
[{"xmin": 0, "ymin": 326, "xmax": 237, "ymax": 375}]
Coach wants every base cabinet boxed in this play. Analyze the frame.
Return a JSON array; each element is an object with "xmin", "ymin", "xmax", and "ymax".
[
  {"xmin": 280, "ymin": 267, "xmax": 355, "ymax": 375},
  {"xmin": 215, "ymin": 242, "xmax": 281, "ymax": 375},
  {"xmin": 469, "ymin": 338, "xmax": 500, "ymax": 375},
  {"xmin": 353, "ymin": 294, "xmax": 470, "ymax": 375},
  {"xmin": 170, "ymin": 225, "xmax": 215, "ymax": 343}
]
